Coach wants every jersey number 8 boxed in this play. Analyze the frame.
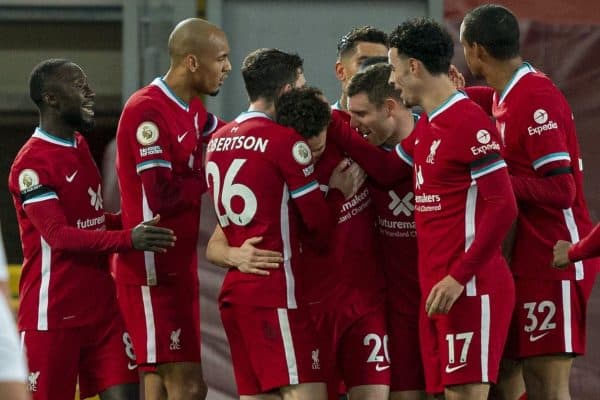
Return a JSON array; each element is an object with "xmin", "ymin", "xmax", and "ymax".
[{"xmin": 206, "ymin": 159, "xmax": 257, "ymax": 227}]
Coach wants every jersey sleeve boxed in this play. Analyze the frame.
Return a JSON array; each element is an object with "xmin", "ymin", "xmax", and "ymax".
[
  {"xmin": 454, "ymin": 108, "xmax": 507, "ymax": 181},
  {"xmin": 124, "ymin": 99, "xmax": 174, "ymax": 175},
  {"xmin": 9, "ymin": 156, "xmax": 58, "ymax": 208},
  {"xmin": 569, "ymin": 224, "xmax": 600, "ymax": 263},
  {"xmin": 276, "ymin": 129, "xmax": 343, "ymax": 246},
  {"xmin": 448, "ymin": 108, "xmax": 517, "ymax": 285},
  {"xmin": 463, "ymin": 86, "xmax": 495, "ymax": 116},
  {"xmin": 518, "ymin": 92, "xmax": 572, "ymax": 177},
  {"xmin": 327, "ymin": 111, "xmax": 412, "ymax": 187}
]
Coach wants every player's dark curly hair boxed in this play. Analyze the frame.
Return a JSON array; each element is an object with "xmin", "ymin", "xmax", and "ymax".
[
  {"xmin": 389, "ymin": 17, "xmax": 453, "ymax": 75},
  {"xmin": 347, "ymin": 63, "xmax": 401, "ymax": 108},
  {"xmin": 359, "ymin": 56, "xmax": 388, "ymax": 72},
  {"xmin": 337, "ymin": 26, "xmax": 389, "ymax": 58},
  {"xmin": 29, "ymin": 58, "xmax": 71, "ymax": 107},
  {"xmin": 275, "ymin": 87, "xmax": 331, "ymax": 139},
  {"xmin": 462, "ymin": 4, "xmax": 520, "ymax": 60},
  {"xmin": 242, "ymin": 48, "xmax": 304, "ymax": 103}
]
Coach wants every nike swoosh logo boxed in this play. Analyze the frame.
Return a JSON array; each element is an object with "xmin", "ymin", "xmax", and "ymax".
[
  {"xmin": 127, "ymin": 362, "xmax": 137, "ymax": 370},
  {"xmin": 445, "ymin": 363, "xmax": 468, "ymax": 373},
  {"xmin": 177, "ymin": 131, "xmax": 189, "ymax": 143},
  {"xmin": 529, "ymin": 332, "xmax": 550, "ymax": 342},
  {"xmin": 375, "ymin": 364, "xmax": 390, "ymax": 372},
  {"xmin": 65, "ymin": 171, "xmax": 78, "ymax": 182}
]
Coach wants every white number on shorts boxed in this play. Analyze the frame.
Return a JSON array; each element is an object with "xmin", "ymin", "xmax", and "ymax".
[
  {"xmin": 445, "ymin": 332, "xmax": 473, "ymax": 364},
  {"xmin": 122, "ymin": 332, "xmax": 136, "ymax": 362},
  {"xmin": 206, "ymin": 159, "xmax": 258, "ymax": 227},
  {"xmin": 523, "ymin": 301, "xmax": 557, "ymax": 332},
  {"xmin": 363, "ymin": 333, "xmax": 390, "ymax": 363}
]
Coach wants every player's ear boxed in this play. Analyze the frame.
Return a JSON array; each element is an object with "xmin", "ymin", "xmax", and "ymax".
[
  {"xmin": 384, "ymin": 98, "xmax": 395, "ymax": 115},
  {"xmin": 42, "ymin": 91, "xmax": 58, "ymax": 108},
  {"xmin": 408, "ymin": 58, "xmax": 420, "ymax": 76},
  {"xmin": 334, "ymin": 60, "xmax": 345, "ymax": 82},
  {"xmin": 186, "ymin": 54, "xmax": 199, "ymax": 73}
]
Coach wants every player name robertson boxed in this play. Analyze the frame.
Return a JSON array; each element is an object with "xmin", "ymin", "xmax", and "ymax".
[{"xmin": 207, "ymin": 136, "xmax": 269, "ymax": 153}]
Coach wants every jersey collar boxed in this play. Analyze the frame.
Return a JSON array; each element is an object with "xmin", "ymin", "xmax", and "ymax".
[
  {"xmin": 151, "ymin": 77, "xmax": 189, "ymax": 112},
  {"xmin": 498, "ymin": 62, "xmax": 536, "ymax": 105},
  {"xmin": 428, "ymin": 91, "xmax": 468, "ymax": 122},
  {"xmin": 32, "ymin": 127, "xmax": 77, "ymax": 148},
  {"xmin": 332, "ymin": 100, "xmax": 343, "ymax": 111},
  {"xmin": 235, "ymin": 110, "xmax": 273, "ymax": 124}
]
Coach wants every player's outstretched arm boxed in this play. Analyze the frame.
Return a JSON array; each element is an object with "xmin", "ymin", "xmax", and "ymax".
[
  {"xmin": 206, "ymin": 225, "xmax": 282, "ymax": 275},
  {"xmin": 554, "ymin": 223, "xmax": 600, "ymax": 267},
  {"xmin": 25, "ymin": 200, "xmax": 175, "ymax": 254},
  {"xmin": 328, "ymin": 114, "xmax": 411, "ymax": 187}
]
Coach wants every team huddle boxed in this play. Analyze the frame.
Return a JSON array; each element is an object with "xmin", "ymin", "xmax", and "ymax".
[{"xmin": 4, "ymin": 3, "xmax": 600, "ymax": 400}]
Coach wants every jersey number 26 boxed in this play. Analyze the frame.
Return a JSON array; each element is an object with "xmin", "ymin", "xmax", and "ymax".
[{"xmin": 206, "ymin": 159, "xmax": 257, "ymax": 227}]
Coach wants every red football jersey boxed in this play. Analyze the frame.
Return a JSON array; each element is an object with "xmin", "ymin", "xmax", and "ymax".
[
  {"xmin": 370, "ymin": 162, "xmax": 419, "ymax": 312},
  {"xmin": 492, "ymin": 63, "xmax": 598, "ymax": 280},
  {"xmin": 398, "ymin": 92, "xmax": 511, "ymax": 293},
  {"xmin": 297, "ymin": 136, "xmax": 385, "ymax": 313},
  {"xmin": 9, "ymin": 128, "xmax": 119, "ymax": 330},
  {"xmin": 114, "ymin": 77, "xmax": 217, "ymax": 285},
  {"xmin": 206, "ymin": 112, "xmax": 342, "ymax": 309}
]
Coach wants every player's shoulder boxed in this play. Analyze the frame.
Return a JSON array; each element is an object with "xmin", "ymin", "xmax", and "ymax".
[
  {"xmin": 9, "ymin": 139, "xmax": 51, "ymax": 192},
  {"xmin": 122, "ymin": 85, "xmax": 166, "ymax": 116}
]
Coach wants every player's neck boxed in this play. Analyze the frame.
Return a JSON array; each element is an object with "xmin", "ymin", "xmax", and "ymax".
[
  {"xmin": 420, "ymin": 75, "xmax": 457, "ymax": 117},
  {"xmin": 39, "ymin": 114, "xmax": 76, "ymax": 140},
  {"xmin": 248, "ymin": 99, "xmax": 275, "ymax": 118},
  {"xmin": 337, "ymin": 93, "xmax": 348, "ymax": 111},
  {"xmin": 485, "ymin": 57, "xmax": 524, "ymax": 94},
  {"xmin": 163, "ymin": 69, "xmax": 194, "ymax": 105},
  {"xmin": 389, "ymin": 109, "xmax": 415, "ymax": 145}
]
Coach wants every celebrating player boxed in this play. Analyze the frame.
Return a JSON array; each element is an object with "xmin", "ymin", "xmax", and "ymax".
[
  {"xmin": 8, "ymin": 59, "xmax": 176, "ymax": 400},
  {"xmin": 333, "ymin": 26, "xmax": 389, "ymax": 118},
  {"xmin": 276, "ymin": 87, "xmax": 389, "ymax": 400},
  {"xmin": 460, "ymin": 6, "xmax": 600, "ymax": 399},
  {"xmin": 346, "ymin": 63, "xmax": 425, "ymax": 400},
  {"xmin": 205, "ymin": 48, "xmax": 363, "ymax": 400},
  {"xmin": 327, "ymin": 18, "xmax": 518, "ymax": 399},
  {"xmin": 114, "ymin": 18, "xmax": 231, "ymax": 400}
]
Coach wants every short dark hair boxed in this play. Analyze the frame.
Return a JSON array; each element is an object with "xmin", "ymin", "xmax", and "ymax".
[
  {"xmin": 275, "ymin": 87, "xmax": 331, "ymax": 139},
  {"xmin": 462, "ymin": 4, "xmax": 520, "ymax": 60},
  {"xmin": 389, "ymin": 17, "xmax": 453, "ymax": 75},
  {"xmin": 359, "ymin": 56, "xmax": 388, "ymax": 72},
  {"xmin": 347, "ymin": 63, "xmax": 401, "ymax": 107},
  {"xmin": 337, "ymin": 26, "xmax": 389, "ymax": 58},
  {"xmin": 242, "ymin": 48, "xmax": 304, "ymax": 103},
  {"xmin": 29, "ymin": 58, "xmax": 71, "ymax": 107}
]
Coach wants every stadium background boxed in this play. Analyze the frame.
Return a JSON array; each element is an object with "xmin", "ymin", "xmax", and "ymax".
[{"xmin": 0, "ymin": 0, "xmax": 598, "ymax": 398}]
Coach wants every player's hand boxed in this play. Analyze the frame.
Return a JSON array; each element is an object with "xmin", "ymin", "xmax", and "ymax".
[
  {"xmin": 329, "ymin": 158, "xmax": 367, "ymax": 200},
  {"xmin": 131, "ymin": 215, "xmax": 176, "ymax": 253},
  {"xmin": 232, "ymin": 237, "xmax": 282, "ymax": 276},
  {"xmin": 425, "ymin": 275, "xmax": 464, "ymax": 317},
  {"xmin": 448, "ymin": 65, "xmax": 466, "ymax": 90},
  {"xmin": 552, "ymin": 240, "xmax": 573, "ymax": 269}
]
